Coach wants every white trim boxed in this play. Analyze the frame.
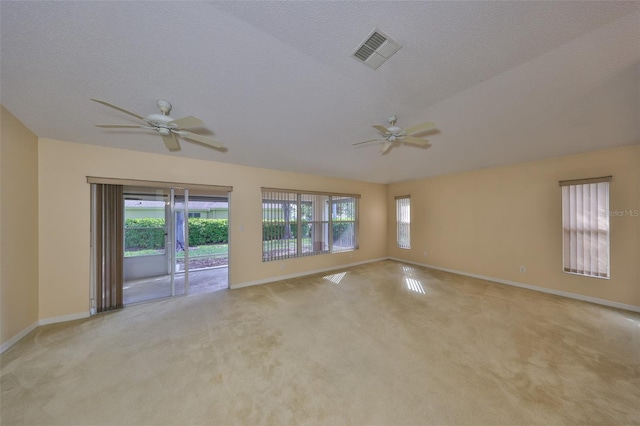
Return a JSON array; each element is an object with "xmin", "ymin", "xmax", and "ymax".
[
  {"xmin": 5, "ymin": 257, "xmax": 635, "ymax": 354},
  {"xmin": 389, "ymin": 257, "xmax": 640, "ymax": 313},
  {"xmin": 1, "ymin": 311, "xmax": 92, "ymax": 354},
  {"xmin": 0, "ymin": 321, "xmax": 38, "ymax": 354},
  {"xmin": 38, "ymin": 311, "xmax": 91, "ymax": 326},
  {"xmin": 231, "ymin": 258, "xmax": 386, "ymax": 289}
]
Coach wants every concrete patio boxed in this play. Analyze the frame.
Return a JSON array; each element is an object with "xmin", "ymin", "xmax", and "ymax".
[{"xmin": 123, "ymin": 267, "xmax": 228, "ymax": 305}]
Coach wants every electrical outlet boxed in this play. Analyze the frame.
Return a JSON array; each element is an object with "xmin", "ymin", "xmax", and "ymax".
[
  {"xmin": 281, "ymin": 263, "xmax": 286, "ymax": 270},
  {"xmin": 519, "ymin": 266, "xmax": 526, "ymax": 273},
  {"xmin": 423, "ymin": 251, "xmax": 428, "ymax": 257}
]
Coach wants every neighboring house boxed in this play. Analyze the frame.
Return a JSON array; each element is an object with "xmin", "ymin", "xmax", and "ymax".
[
  {"xmin": 124, "ymin": 200, "xmax": 229, "ymax": 219},
  {"xmin": 124, "ymin": 200, "xmax": 315, "ymax": 221}
]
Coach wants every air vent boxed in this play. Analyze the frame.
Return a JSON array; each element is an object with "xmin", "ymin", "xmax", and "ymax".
[{"xmin": 352, "ymin": 29, "xmax": 402, "ymax": 70}]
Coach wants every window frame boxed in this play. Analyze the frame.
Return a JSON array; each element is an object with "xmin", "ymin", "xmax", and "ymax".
[
  {"xmin": 262, "ymin": 188, "xmax": 360, "ymax": 262},
  {"xmin": 396, "ymin": 195, "xmax": 411, "ymax": 249},
  {"xmin": 560, "ymin": 176, "xmax": 611, "ymax": 279},
  {"xmin": 331, "ymin": 196, "xmax": 358, "ymax": 254}
]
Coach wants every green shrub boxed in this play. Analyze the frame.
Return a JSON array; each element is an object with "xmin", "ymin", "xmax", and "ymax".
[
  {"xmin": 263, "ymin": 221, "xmax": 351, "ymax": 241},
  {"xmin": 125, "ymin": 218, "xmax": 165, "ymax": 250},
  {"xmin": 262, "ymin": 221, "xmax": 311, "ymax": 240},
  {"xmin": 332, "ymin": 221, "xmax": 353, "ymax": 239},
  {"xmin": 125, "ymin": 218, "xmax": 229, "ymax": 250},
  {"xmin": 188, "ymin": 219, "xmax": 228, "ymax": 245},
  {"xmin": 262, "ymin": 221, "xmax": 296, "ymax": 241},
  {"xmin": 125, "ymin": 218, "xmax": 352, "ymax": 249}
]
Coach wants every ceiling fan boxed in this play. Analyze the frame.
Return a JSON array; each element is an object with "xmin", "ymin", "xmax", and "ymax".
[
  {"xmin": 353, "ymin": 115, "xmax": 435, "ymax": 154},
  {"xmin": 92, "ymin": 99, "xmax": 225, "ymax": 152}
]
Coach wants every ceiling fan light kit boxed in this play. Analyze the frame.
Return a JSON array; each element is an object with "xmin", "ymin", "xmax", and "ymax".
[
  {"xmin": 92, "ymin": 98, "xmax": 225, "ymax": 153},
  {"xmin": 353, "ymin": 115, "xmax": 435, "ymax": 154}
]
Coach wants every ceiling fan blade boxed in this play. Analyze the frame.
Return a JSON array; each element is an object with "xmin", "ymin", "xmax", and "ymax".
[
  {"xmin": 405, "ymin": 122, "xmax": 436, "ymax": 135},
  {"xmin": 372, "ymin": 125, "xmax": 390, "ymax": 135},
  {"xmin": 169, "ymin": 116, "xmax": 204, "ymax": 129},
  {"xmin": 352, "ymin": 138, "xmax": 382, "ymax": 146},
  {"xmin": 91, "ymin": 99, "xmax": 146, "ymax": 121},
  {"xmin": 95, "ymin": 124, "xmax": 144, "ymax": 128},
  {"xmin": 380, "ymin": 141, "xmax": 393, "ymax": 154},
  {"xmin": 176, "ymin": 131, "xmax": 224, "ymax": 149},
  {"xmin": 162, "ymin": 133, "xmax": 181, "ymax": 152},
  {"xmin": 404, "ymin": 136, "xmax": 429, "ymax": 146}
]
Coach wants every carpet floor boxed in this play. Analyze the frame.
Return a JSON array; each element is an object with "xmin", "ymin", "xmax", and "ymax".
[{"xmin": 1, "ymin": 260, "xmax": 639, "ymax": 425}]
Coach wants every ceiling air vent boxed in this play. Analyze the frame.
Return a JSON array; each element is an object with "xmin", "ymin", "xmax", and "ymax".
[{"xmin": 352, "ymin": 28, "xmax": 402, "ymax": 70}]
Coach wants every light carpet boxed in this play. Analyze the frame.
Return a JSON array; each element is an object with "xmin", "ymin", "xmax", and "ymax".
[{"xmin": 1, "ymin": 260, "xmax": 639, "ymax": 425}]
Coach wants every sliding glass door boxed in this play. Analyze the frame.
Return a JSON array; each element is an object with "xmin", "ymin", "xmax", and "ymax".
[
  {"xmin": 123, "ymin": 187, "xmax": 191, "ymax": 302},
  {"xmin": 92, "ymin": 179, "xmax": 230, "ymax": 308},
  {"xmin": 172, "ymin": 190, "xmax": 231, "ymax": 295},
  {"xmin": 123, "ymin": 187, "xmax": 172, "ymax": 303},
  {"xmin": 171, "ymin": 188, "xmax": 189, "ymax": 297}
]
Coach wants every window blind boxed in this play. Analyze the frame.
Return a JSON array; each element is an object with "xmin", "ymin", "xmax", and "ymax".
[
  {"xmin": 560, "ymin": 177, "xmax": 611, "ymax": 278},
  {"xmin": 396, "ymin": 196, "xmax": 411, "ymax": 249},
  {"xmin": 262, "ymin": 189, "xmax": 359, "ymax": 262}
]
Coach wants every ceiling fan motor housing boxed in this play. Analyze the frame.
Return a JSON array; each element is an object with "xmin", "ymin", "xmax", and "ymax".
[
  {"xmin": 387, "ymin": 116, "xmax": 405, "ymax": 138},
  {"xmin": 146, "ymin": 114, "xmax": 177, "ymax": 129}
]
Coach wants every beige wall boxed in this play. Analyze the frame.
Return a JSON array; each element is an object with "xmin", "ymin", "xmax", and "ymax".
[
  {"xmin": 388, "ymin": 145, "xmax": 640, "ymax": 308},
  {"xmin": 8, "ymin": 128, "xmax": 637, "ymax": 333},
  {"xmin": 38, "ymin": 139, "xmax": 388, "ymax": 320},
  {"xmin": 1, "ymin": 106, "xmax": 39, "ymax": 346}
]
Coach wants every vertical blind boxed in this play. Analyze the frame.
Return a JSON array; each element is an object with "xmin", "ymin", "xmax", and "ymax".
[
  {"xmin": 262, "ymin": 188, "xmax": 359, "ymax": 262},
  {"xmin": 560, "ymin": 176, "xmax": 611, "ymax": 279},
  {"xmin": 396, "ymin": 196, "xmax": 411, "ymax": 249},
  {"xmin": 93, "ymin": 183, "xmax": 124, "ymax": 312},
  {"xmin": 262, "ymin": 190, "xmax": 300, "ymax": 261}
]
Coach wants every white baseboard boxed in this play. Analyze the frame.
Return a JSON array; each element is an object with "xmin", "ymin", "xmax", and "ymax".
[
  {"xmin": 232, "ymin": 257, "xmax": 387, "ymax": 289},
  {"xmin": 0, "ymin": 321, "xmax": 38, "ymax": 354},
  {"xmin": 0, "ymin": 311, "xmax": 91, "ymax": 354},
  {"xmin": 38, "ymin": 311, "xmax": 90, "ymax": 326},
  {"xmin": 4, "ymin": 258, "xmax": 634, "ymax": 354},
  {"xmin": 389, "ymin": 257, "xmax": 640, "ymax": 313}
]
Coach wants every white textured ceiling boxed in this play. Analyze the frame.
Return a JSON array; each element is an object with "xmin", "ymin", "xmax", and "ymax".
[{"xmin": 1, "ymin": 1, "xmax": 638, "ymax": 184}]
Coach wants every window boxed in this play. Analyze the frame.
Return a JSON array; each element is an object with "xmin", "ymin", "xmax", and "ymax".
[
  {"xmin": 332, "ymin": 196, "xmax": 357, "ymax": 253},
  {"xmin": 396, "ymin": 196, "xmax": 411, "ymax": 249},
  {"xmin": 262, "ymin": 188, "xmax": 359, "ymax": 261},
  {"xmin": 188, "ymin": 212, "xmax": 201, "ymax": 218},
  {"xmin": 560, "ymin": 176, "xmax": 611, "ymax": 279}
]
